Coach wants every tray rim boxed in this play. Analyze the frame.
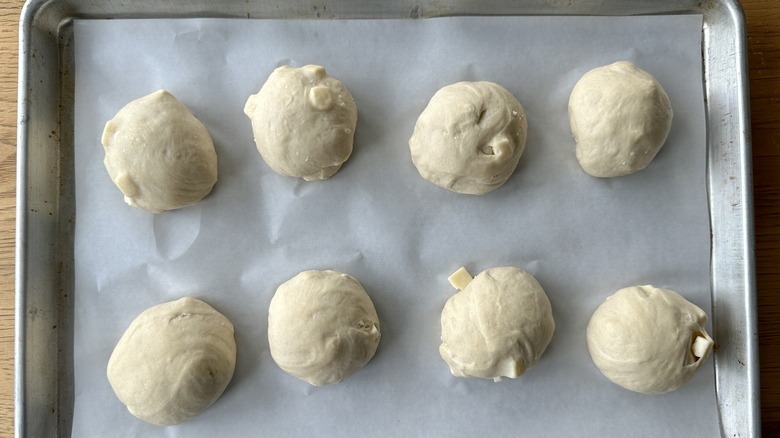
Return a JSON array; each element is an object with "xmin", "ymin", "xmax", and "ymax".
[{"xmin": 15, "ymin": 0, "xmax": 758, "ymax": 436}]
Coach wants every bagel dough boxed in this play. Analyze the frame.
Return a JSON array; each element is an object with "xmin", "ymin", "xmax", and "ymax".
[
  {"xmin": 568, "ymin": 61, "xmax": 673, "ymax": 177},
  {"xmin": 409, "ymin": 81, "xmax": 527, "ymax": 195},
  {"xmin": 586, "ymin": 285, "xmax": 714, "ymax": 394},
  {"xmin": 107, "ymin": 297, "xmax": 236, "ymax": 426},
  {"xmin": 268, "ymin": 270, "xmax": 381, "ymax": 386},
  {"xmin": 244, "ymin": 65, "xmax": 358, "ymax": 181},
  {"xmin": 102, "ymin": 90, "xmax": 218, "ymax": 213},
  {"xmin": 439, "ymin": 267, "xmax": 555, "ymax": 381}
]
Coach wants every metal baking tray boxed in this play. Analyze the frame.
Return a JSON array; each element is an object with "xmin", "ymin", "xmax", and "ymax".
[{"xmin": 15, "ymin": 0, "xmax": 757, "ymax": 436}]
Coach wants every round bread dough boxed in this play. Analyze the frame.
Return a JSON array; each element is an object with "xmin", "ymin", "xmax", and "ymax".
[
  {"xmin": 586, "ymin": 285, "xmax": 714, "ymax": 394},
  {"xmin": 244, "ymin": 65, "xmax": 358, "ymax": 181},
  {"xmin": 439, "ymin": 267, "xmax": 555, "ymax": 381},
  {"xmin": 107, "ymin": 297, "xmax": 236, "ymax": 425},
  {"xmin": 568, "ymin": 61, "xmax": 673, "ymax": 177},
  {"xmin": 268, "ymin": 270, "xmax": 381, "ymax": 386},
  {"xmin": 409, "ymin": 81, "xmax": 527, "ymax": 195},
  {"xmin": 102, "ymin": 90, "xmax": 218, "ymax": 213}
]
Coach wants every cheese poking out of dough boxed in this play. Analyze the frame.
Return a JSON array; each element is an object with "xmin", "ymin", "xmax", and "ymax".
[
  {"xmin": 447, "ymin": 267, "xmax": 473, "ymax": 291},
  {"xmin": 692, "ymin": 335, "xmax": 714, "ymax": 359}
]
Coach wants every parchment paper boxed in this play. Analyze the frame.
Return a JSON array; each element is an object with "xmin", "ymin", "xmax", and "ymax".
[{"xmin": 72, "ymin": 15, "xmax": 716, "ymax": 437}]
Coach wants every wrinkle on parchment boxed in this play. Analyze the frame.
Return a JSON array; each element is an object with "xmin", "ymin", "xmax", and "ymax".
[{"xmin": 152, "ymin": 206, "xmax": 202, "ymax": 260}]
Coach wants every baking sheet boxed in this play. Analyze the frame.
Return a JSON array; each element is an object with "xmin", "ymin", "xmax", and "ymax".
[{"xmin": 71, "ymin": 16, "xmax": 715, "ymax": 436}]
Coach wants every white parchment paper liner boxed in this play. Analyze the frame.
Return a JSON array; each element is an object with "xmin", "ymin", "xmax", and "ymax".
[{"xmin": 72, "ymin": 15, "xmax": 716, "ymax": 437}]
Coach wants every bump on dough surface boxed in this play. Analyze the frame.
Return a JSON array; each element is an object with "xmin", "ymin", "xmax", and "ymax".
[
  {"xmin": 268, "ymin": 270, "xmax": 381, "ymax": 386},
  {"xmin": 409, "ymin": 81, "xmax": 528, "ymax": 195},
  {"xmin": 439, "ymin": 267, "xmax": 555, "ymax": 381},
  {"xmin": 102, "ymin": 90, "xmax": 218, "ymax": 213},
  {"xmin": 107, "ymin": 297, "xmax": 236, "ymax": 426},
  {"xmin": 586, "ymin": 285, "xmax": 713, "ymax": 394},
  {"xmin": 244, "ymin": 65, "xmax": 358, "ymax": 181},
  {"xmin": 568, "ymin": 61, "xmax": 673, "ymax": 177}
]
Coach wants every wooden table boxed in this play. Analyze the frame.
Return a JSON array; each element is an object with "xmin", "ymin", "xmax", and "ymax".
[{"xmin": 0, "ymin": 1, "xmax": 778, "ymax": 436}]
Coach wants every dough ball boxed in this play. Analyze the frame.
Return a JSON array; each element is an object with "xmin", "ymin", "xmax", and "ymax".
[
  {"xmin": 268, "ymin": 270, "xmax": 381, "ymax": 386},
  {"xmin": 102, "ymin": 90, "xmax": 218, "ymax": 213},
  {"xmin": 568, "ymin": 61, "xmax": 673, "ymax": 177},
  {"xmin": 107, "ymin": 297, "xmax": 236, "ymax": 425},
  {"xmin": 439, "ymin": 267, "xmax": 555, "ymax": 381},
  {"xmin": 586, "ymin": 285, "xmax": 714, "ymax": 394},
  {"xmin": 244, "ymin": 65, "xmax": 358, "ymax": 181},
  {"xmin": 409, "ymin": 81, "xmax": 527, "ymax": 195}
]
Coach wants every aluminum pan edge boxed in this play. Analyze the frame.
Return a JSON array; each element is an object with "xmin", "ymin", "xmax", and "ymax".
[
  {"xmin": 17, "ymin": 0, "xmax": 69, "ymax": 437},
  {"xmin": 703, "ymin": 1, "xmax": 760, "ymax": 437},
  {"xmin": 16, "ymin": 0, "xmax": 758, "ymax": 436}
]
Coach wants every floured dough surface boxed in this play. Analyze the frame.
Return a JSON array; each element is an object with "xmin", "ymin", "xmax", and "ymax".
[
  {"xmin": 586, "ymin": 285, "xmax": 713, "ymax": 394},
  {"xmin": 439, "ymin": 267, "xmax": 555, "ymax": 381},
  {"xmin": 268, "ymin": 270, "xmax": 381, "ymax": 386},
  {"xmin": 244, "ymin": 65, "xmax": 358, "ymax": 181},
  {"xmin": 568, "ymin": 61, "xmax": 673, "ymax": 177},
  {"xmin": 107, "ymin": 297, "xmax": 236, "ymax": 426},
  {"xmin": 409, "ymin": 81, "xmax": 527, "ymax": 195},
  {"xmin": 102, "ymin": 90, "xmax": 218, "ymax": 213}
]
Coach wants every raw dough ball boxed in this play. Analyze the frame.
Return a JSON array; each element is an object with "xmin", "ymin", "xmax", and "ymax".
[
  {"xmin": 102, "ymin": 90, "xmax": 218, "ymax": 213},
  {"xmin": 409, "ymin": 81, "xmax": 527, "ymax": 195},
  {"xmin": 107, "ymin": 297, "xmax": 236, "ymax": 425},
  {"xmin": 439, "ymin": 267, "xmax": 555, "ymax": 381},
  {"xmin": 568, "ymin": 61, "xmax": 673, "ymax": 177},
  {"xmin": 268, "ymin": 270, "xmax": 381, "ymax": 386},
  {"xmin": 244, "ymin": 65, "xmax": 358, "ymax": 181},
  {"xmin": 586, "ymin": 285, "xmax": 714, "ymax": 394}
]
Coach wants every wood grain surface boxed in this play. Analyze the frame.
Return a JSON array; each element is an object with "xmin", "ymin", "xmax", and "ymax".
[
  {"xmin": 0, "ymin": 0, "xmax": 778, "ymax": 436},
  {"xmin": 1, "ymin": 2, "xmax": 23, "ymax": 437},
  {"xmin": 744, "ymin": 0, "xmax": 780, "ymax": 435}
]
